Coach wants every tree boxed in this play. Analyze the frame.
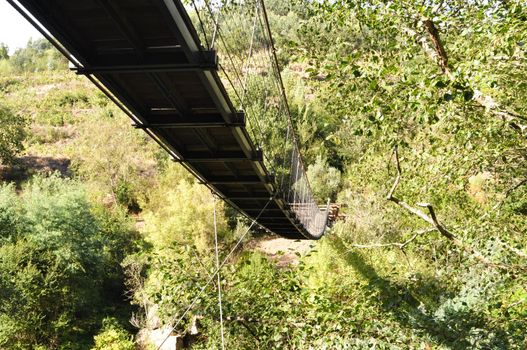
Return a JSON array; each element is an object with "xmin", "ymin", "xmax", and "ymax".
[
  {"xmin": 0, "ymin": 175, "xmax": 139, "ymax": 349},
  {"xmin": 0, "ymin": 102, "xmax": 26, "ymax": 165},
  {"xmin": 140, "ymin": 163, "xmax": 228, "ymax": 252},
  {"xmin": 91, "ymin": 318, "xmax": 134, "ymax": 350},
  {"xmin": 0, "ymin": 43, "xmax": 8, "ymax": 60},
  {"xmin": 10, "ymin": 38, "xmax": 67, "ymax": 72},
  {"xmin": 306, "ymin": 155, "xmax": 341, "ymax": 202},
  {"xmin": 71, "ymin": 114, "xmax": 159, "ymax": 211}
]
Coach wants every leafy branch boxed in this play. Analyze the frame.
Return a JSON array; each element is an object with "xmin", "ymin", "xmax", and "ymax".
[
  {"xmin": 385, "ymin": 146, "xmax": 521, "ymax": 271},
  {"xmin": 406, "ymin": 17, "xmax": 527, "ymax": 134}
]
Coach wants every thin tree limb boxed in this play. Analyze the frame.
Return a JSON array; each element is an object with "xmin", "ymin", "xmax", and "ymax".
[
  {"xmin": 385, "ymin": 147, "xmax": 514, "ymax": 270},
  {"xmin": 423, "ymin": 19, "xmax": 448, "ymax": 73},
  {"xmin": 506, "ymin": 298, "xmax": 527, "ymax": 309},
  {"xmin": 406, "ymin": 18, "xmax": 527, "ymax": 133},
  {"xmin": 504, "ymin": 178, "xmax": 527, "ymax": 198},
  {"xmin": 479, "ymin": 177, "xmax": 527, "ymax": 219},
  {"xmin": 234, "ymin": 319, "xmax": 260, "ymax": 341},
  {"xmin": 386, "ymin": 146, "xmax": 401, "ymax": 200}
]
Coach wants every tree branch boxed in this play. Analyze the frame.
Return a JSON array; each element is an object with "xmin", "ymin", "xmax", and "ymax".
[
  {"xmin": 423, "ymin": 19, "xmax": 449, "ymax": 73},
  {"xmin": 407, "ymin": 18, "xmax": 527, "ymax": 134},
  {"xmin": 479, "ymin": 177, "xmax": 527, "ymax": 218},
  {"xmin": 386, "ymin": 146, "xmax": 401, "ymax": 200},
  {"xmin": 385, "ymin": 147, "xmax": 514, "ymax": 270},
  {"xmin": 504, "ymin": 178, "xmax": 527, "ymax": 198}
]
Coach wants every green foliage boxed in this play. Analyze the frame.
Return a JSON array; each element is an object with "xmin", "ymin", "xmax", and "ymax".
[
  {"xmin": 0, "ymin": 102, "xmax": 26, "ymax": 165},
  {"xmin": 306, "ymin": 155, "xmax": 341, "ymax": 202},
  {"xmin": 141, "ymin": 163, "xmax": 228, "ymax": 252},
  {"xmin": 130, "ymin": 237, "xmax": 524, "ymax": 349},
  {"xmin": 292, "ymin": 0, "xmax": 527, "ymax": 296},
  {"xmin": 91, "ymin": 318, "xmax": 134, "ymax": 350},
  {"xmin": 0, "ymin": 184, "xmax": 20, "ymax": 238},
  {"xmin": 125, "ymin": 245, "xmax": 214, "ymax": 334},
  {"xmin": 70, "ymin": 112, "xmax": 160, "ymax": 210},
  {"xmin": 36, "ymin": 89, "xmax": 90, "ymax": 126},
  {"xmin": 8, "ymin": 38, "xmax": 67, "ymax": 73},
  {"xmin": 0, "ymin": 43, "xmax": 8, "ymax": 60},
  {"xmin": 283, "ymin": 70, "xmax": 341, "ymax": 167},
  {"xmin": 0, "ymin": 175, "xmax": 139, "ymax": 349},
  {"xmin": 0, "ymin": 1, "xmax": 525, "ymax": 349},
  {"xmin": 115, "ymin": 180, "xmax": 140, "ymax": 213},
  {"xmin": 121, "ymin": 1, "xmax": 527, "ymax": 348}
]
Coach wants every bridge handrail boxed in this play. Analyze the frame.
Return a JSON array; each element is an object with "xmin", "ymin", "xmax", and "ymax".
[{"xmin": 186, "ymin": 0, "xmax": 329, "ymax": 238}]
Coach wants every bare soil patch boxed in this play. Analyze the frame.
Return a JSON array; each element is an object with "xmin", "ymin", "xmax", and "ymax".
[
  {"xmin": 248, "ymin": 236, "xmax": 316, "ymax": 267},
  {"xmin": 0, "ymin": 155, "xmax": 71, "ymax": 184}
]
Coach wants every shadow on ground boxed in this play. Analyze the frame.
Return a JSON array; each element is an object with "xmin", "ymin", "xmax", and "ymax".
[
  {"xmin": 329, "ymin": 237, "xmax": 512, "ymax": 349},
  {"xmin": 0, "ymin": 155, "xmax": 71, "ymax": 185}
]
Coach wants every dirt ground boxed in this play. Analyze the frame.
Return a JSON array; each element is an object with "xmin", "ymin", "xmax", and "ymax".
[
  {"xmin": 248, "ymin": 236, "xmax": 317, "ymax": 267},
  {"xmin": 0, "ymin": 155, "xmax": 71, "ymax": 185}
]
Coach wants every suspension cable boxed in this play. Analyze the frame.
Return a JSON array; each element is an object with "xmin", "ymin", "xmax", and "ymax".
[
  {"xmin": 187, "ymin": 0, "xmax": 326, "ymax": 236},
  {"xmin": 213, "ymin": 195, "xmax": 226, "ymax": 350},
  {"xmin": 191, "ymin": 0, "xmax": 211, "ymax": 48},
  {"xmin": 240, "ymin": 4, "xmax": 260, "ymax": 108},
  {"xmin": 156, "ymin": 198, "xmax": 273, "ymax": 350}
]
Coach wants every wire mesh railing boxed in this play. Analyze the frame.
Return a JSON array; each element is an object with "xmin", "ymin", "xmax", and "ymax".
[{"xmin": 187, "ymin": 0, "xmax": 329, "ymax": 237}]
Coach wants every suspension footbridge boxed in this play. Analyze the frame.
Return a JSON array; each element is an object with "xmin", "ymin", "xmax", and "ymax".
[{"xmin": 8, "ymin": 0, "xmax": 331, "ymax": 239}]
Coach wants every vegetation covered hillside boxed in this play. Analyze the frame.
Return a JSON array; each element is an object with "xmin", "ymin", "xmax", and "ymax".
[{"xmin": 0, "ymin": 0, "xmax": 526, "ymax": 349}]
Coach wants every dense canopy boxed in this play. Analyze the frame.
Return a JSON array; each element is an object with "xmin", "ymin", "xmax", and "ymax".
[{"xmin": 0, "ymin": 0, "xmax": 525, "ymax": 349}]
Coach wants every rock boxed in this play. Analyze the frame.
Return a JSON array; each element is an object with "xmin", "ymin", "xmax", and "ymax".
[{"xmin": 137, "ymin": 326, "xmax": 183, "ymax": 350}]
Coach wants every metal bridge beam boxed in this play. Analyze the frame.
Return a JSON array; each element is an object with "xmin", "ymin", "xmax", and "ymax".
[
  {"xmin": 172, "ymin": 150, "xmax": 263, "ymax": 163},
  {"xmin": 73, "ymin": 51, "xmax": 217, "ymax": 74},
  {"xmin": 229, "ymin": 197, "xmax": 271, "ymax": 200},
  {"xmin": 140, "ymin": 111, "xmax": 244, "ymax": 126},
  {"xmin": 209, "ymin": 179, "xmax": 265, "ymax": 185},
  {"xmin": 74, "ymin": 62, "xmax": 217, "ymax": 74}
]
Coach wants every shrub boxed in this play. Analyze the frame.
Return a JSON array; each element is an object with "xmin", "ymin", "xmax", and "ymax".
[
  {"xmin": 36, "ymin": 89, "xmax": 90, "ymax": 126},
  {"xmin": 0, "ymin": 43, "xmax": 8, "ymax": 60},
  {"xmin": 0, "ymin": 102, "xmax": 26, "ymax": 165},
  {"xmin": 71, "ymin": 114, "xmax": 159, "ymax": 211},
  {"xmin": 141, "ymin": 163, "xmax": 228, "ymax": 251},
  {"xmin": 306, "ymin": 155, "xmax": 341, "ymax": 202},
  {"xmin": 0, "ymin": 183, "xmax": 20, "ymax": 239},
  {"xmin": 9, "ymin": 38, "xmax": 67, "ymax": 73},
  {"xmin": 0, "ymin": 175, "xmax": 139, "ymax": 348},
  {"xmin": 92, "ymin": 318, "xmax": 134, "ymax": 350}
]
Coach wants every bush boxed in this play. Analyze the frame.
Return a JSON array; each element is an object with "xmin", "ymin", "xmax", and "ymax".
[
  {"xmin": 141, "ymin": 163, "xmax": 228, "ymax": 251},
  {"xmin": 92, "ymin": 318, "xmax": 134, "ymax": 350},
  {"xmin": 0, "ymin": 184, "xmax": 20, "ymax": 239},
  {"xmin": 0, "ymin": 174, "xmax": 139, "ymax": 349},
  {"xmin": 306, "ymin": 155, "xmax": 341, "ymax": 202},
  {"xmin": 36, "ymin": 89, "xmax": 90, "ymax": 126},
  {"xmin": 71, "ymin": 114, "xmax": 159, "ymax": 211},
  {"xmin": 0, "ymin": 44, "xmax": 8, "ymax": 60},
  {"xmin": 9, "ymin": 38, "xmax": 67, "ymax": 73},
  {"xmin": 0, "ymin": 102, "xmax": 26, "ymax": 165}
]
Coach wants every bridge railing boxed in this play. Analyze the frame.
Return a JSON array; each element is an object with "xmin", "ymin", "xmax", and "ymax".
[{"xmin": 186, "ymin": 0, "xmax": 329, "ymax": 238}]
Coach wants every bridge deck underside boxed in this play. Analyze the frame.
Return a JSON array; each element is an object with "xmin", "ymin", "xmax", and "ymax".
[{"xmin": 15, "ymin": 0, "xmax": 315, "ymax": 239}]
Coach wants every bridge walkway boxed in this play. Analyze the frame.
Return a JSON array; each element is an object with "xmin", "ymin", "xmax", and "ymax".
[{"xmin": 9, "ymin": 0, "xmax": 329, "ymax": 239}]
